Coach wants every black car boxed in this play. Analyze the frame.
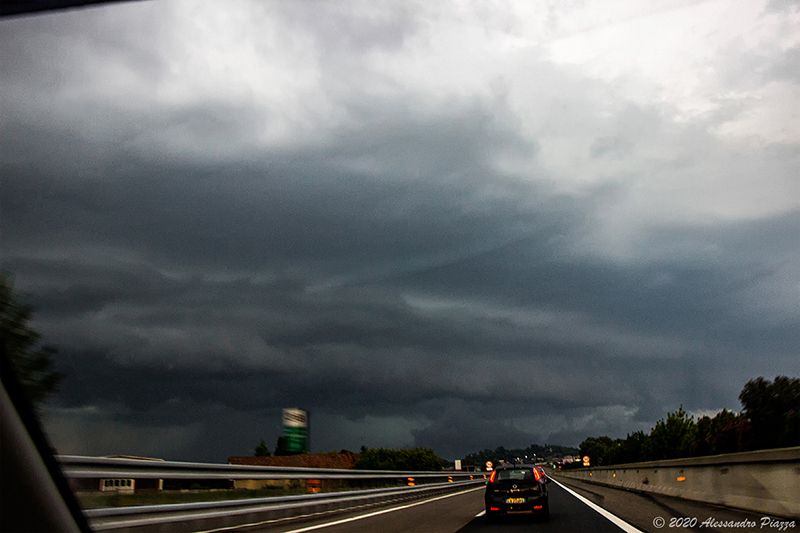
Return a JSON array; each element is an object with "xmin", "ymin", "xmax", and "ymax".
[{"xmin": 485, "ymin": 465, "xmax": 549, "ymax": 521}]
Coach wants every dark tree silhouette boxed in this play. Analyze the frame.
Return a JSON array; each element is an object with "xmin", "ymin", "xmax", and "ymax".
[
  {"xmin": 0, "ymin": 273, "xmax": 62, "ymax": 408},
  {"xmin": 254, "ymin": 439, "xmax": 271, "ymax": 456},
  {"xmin": 740, "ymin": 376, "xmax": 799, "ymax": 450}
]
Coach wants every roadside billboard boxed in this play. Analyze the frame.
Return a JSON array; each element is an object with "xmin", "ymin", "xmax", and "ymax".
[{"xmin": 282, "ymin": 408, "xmax": 309, "ymax": 453}]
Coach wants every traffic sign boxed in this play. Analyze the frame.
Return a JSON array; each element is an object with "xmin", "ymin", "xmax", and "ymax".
[{"xmin": 485, "ymin": 461, "xmax": 493, "ymax": 471}]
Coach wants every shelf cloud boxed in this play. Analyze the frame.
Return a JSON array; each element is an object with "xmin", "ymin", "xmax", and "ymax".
[{"xmin": 2, "ymin": 0, "xmax": 798, "ymax": 461}]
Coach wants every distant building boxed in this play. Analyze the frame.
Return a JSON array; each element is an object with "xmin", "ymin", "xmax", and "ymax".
[
  {"xmin": 228, "ymin": 451, "xmax": 360, "ymax": 490},
  {"xmin": 68, "ymin": 455, "xmax": 164, "ymax": 493}
]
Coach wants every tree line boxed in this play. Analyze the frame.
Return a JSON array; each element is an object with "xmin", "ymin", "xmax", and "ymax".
[
  {"xmin": 353, "ymin": 446, "xmax": 443, "ymax": 471},
  {"xmin": 252, "ymin": 441, "xmax": 445, "ymax": 471},
  {"xmin": 463, "ymin": 443, "xmax": 580, "ymax": 467},
  {"xmin": 579, "ymin": 376, "xmax": 800, "ymax": 467}
]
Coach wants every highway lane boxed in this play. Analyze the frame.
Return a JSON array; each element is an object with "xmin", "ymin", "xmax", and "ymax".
[
  {"xmin": 457, "ymin": 481, "xmax": 639, "ymax": 533},
  {"xmin": 248, "ymin": 486, "xmax": 485, "ymax": 533},
  {"xmin": 247, "ymin": 481, "xmax": 641, "ymax": 533}
]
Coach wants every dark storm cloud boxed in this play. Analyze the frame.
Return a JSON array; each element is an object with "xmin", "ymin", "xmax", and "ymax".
[
  {"xmin": 411, "ymin": 410, "xmax": 537, "ymax": 460},
  {"xmin": 2, "ymin": 1, "xmax": 798, "ymax": 461},
  {"xmin": 6, "ymin": 99, "xmax": 798, "ymax": 458},
  {"xmin": 20, "ymin": 204, "xmax": 796, "ymax": 461},
  {"xmin": 2, "ymin": 88, "xmax": 546, "ymax": 287}
]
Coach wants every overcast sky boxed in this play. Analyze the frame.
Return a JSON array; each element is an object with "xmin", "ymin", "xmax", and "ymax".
[{"xmin": 1, "ymin": 0, "xmax": 798, "ymax": 462}]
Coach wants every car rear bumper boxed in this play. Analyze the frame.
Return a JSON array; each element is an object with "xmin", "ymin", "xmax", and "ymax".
[{"xmin": 485, "ymin": 494, "xmax": 548, "ymax": 514}]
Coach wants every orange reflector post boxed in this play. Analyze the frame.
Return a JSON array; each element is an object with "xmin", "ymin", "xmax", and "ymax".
[
  {"xmin": 407, "ymin": 477, "xmax": 415, "ymax": 486},
  {"xmin": 448, "ymin": 476, "xmax": 453, "ymax": 482},
  {"xmin": 677, "ymin": 476, "xmax": 686, "ymax": 482}
]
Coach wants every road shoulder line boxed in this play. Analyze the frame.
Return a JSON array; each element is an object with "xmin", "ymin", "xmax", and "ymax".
[{"xmin": 551, "ymin": 478, "xmax": 645, "ymax": 533}]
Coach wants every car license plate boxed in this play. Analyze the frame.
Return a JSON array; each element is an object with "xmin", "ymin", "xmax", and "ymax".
[{"xmin": 505, "ymin": 498, "xmax": 525, "ymax": 504}]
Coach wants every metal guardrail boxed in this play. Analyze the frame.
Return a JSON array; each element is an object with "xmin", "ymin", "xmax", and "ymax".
[
  {"xmin": 83, "ymin": 483, "xmax": 464, "ymax": 518},
  {"xmin": 84, "ymin": 481, "xmax": 484, "ymax": 531},
  {"xmin": 58, "ymin": 455, "xmax": 484, "ymax": 481},
  {"xmin": 57, "ymin": 456, "xmax": 488, "ymax": 532}
]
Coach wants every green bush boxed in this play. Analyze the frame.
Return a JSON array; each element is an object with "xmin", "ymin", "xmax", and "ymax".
[{"xmin": 354, "ymin": 447, "xmax": 443, "ymax": 471}]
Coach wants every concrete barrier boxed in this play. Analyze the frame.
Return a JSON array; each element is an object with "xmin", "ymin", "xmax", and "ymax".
[{"xmin": 553, "ymin": 447, "xmax": 800, "ymax": 519}]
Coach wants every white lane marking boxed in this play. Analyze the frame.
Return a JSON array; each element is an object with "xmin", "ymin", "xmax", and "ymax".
[
  {"xmin": 278, "ymin": 486, "xmax": 485, "ymax": 533},
  {"xmin": 475, "ymin": 510, "xmax": 486, "ymax": 517},
  {"xmin": 550, "ymin": 478, "xmax": 644, "ymax": 533}
]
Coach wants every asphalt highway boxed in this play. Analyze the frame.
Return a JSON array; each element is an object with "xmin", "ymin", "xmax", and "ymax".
[
  {"xmin": 236, "ymin": 474, "xmax": 792, "ymax": 533},
  {"xmin": 246, "ymin": 481, "xmax": 644, "ymax": 533}
]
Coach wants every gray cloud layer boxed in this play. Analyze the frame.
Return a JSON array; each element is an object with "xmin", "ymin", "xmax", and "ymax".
[{"xmin": 2, "ymin": 0, "xmax": 798, "ymax": 461}]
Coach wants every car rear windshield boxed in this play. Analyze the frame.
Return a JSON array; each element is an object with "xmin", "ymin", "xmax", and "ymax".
[{"xmin": 497, "ymin": 469, "xmax": 533, "ymax": 480}]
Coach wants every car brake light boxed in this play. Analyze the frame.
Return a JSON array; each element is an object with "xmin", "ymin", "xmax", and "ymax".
[
  {"xmin": 534, "ymin": 505, "xmax": 543, "ymax": 509},
  {"xmin": 533, "ymin": 469, "xmax": 541, "ymax": 481},
  {"xmin": 490, "ymin": 507, "xmax": 500, "ymax": 511},
  {"xmin": 489, "ymin": 471, "xmax": 497, "ymax": 483}
]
